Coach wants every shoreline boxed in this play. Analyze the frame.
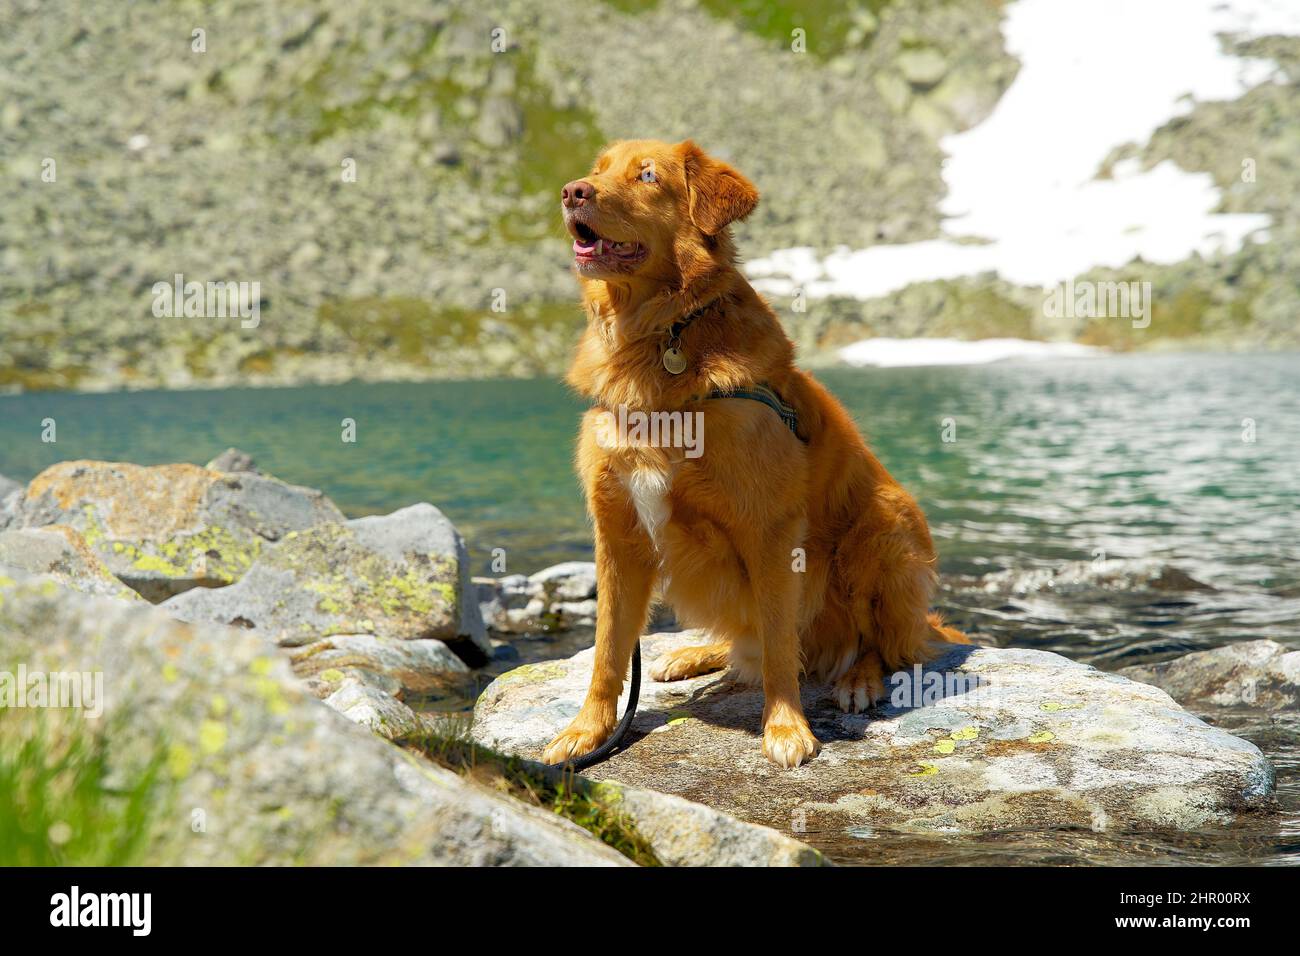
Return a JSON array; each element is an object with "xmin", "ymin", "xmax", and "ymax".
[{"xmin": 3, "ymin": 339, "xmax": 1296, "ymax": 398}]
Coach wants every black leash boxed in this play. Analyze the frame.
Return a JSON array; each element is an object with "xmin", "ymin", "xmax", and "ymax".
[
  {"xmin": 548, "ymin": 301, "xmax": 801, "ymax": 774},
  {"xmin": 548, "ymin": 641, "xmax": 641, "ymax": 772}
]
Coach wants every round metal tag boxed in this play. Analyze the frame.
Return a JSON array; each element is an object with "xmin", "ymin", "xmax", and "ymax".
[{"xmin": 662, "ymin": 347, "xmax": 687, "ymax": 375}]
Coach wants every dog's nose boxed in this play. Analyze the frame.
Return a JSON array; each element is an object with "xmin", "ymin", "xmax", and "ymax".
[{"xmin": 561, "ymin": 179, "xmax": 595, "ymax": 208}]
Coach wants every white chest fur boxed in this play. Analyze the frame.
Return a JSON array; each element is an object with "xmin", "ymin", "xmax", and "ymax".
[{"xmin": 620, "ymin": 462, "xmax": 672, "ymax": 547}]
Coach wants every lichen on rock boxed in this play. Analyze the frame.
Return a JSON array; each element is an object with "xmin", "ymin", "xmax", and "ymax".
[
  {"xmin": 472, "ymin": 631, "xmax": 1277, "ymax": 850},
  {"xmin": 161, "ymin": 502, "xmax": 489, "ymax": 672},
  {"xmin": 11, "ymin": 460, "xmax": 344, "ymax": 600}
]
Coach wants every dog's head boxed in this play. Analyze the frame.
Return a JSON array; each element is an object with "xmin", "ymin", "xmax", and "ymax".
[{"xmin": 561, "ymin": 139, "xmax": 758, "ymax": 281}]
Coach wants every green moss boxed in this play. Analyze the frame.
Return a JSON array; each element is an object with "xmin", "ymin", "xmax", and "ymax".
[
  {"xmin": 696, "ymin": 0, "xmax": 893, "ymax": 59},
  {"xmin": 506, "ymin": 49, "xmax": 606, "ymax": 222},
  {"xmin": 316, "ymin": 297, "xmax": 584, "ymax": 366},
  {"xmin": 929, "ymin": 282, "xmax": 1037, "ymax": 340},
  {"xmin": 495, "ymin": 660, "xmax": 568, "ymax": 686}
]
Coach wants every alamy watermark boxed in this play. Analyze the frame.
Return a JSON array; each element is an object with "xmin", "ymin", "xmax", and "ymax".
[
  {"xmin": 593, "ymin": 405, "xmax": 704, "ymax": 458},
  {"xmin": 0, "ymin": 665, "xmax": 104, "ymax": 718},
  {"xmin": 50, "ymin": 886, "xmax": 151, "ymax": 936},
  {"xmin": 151, "ymin": 273, "xmax": 261, "ymax": 328},
  {"xmin": 1043, "ymin": 278, "xmax": 1151, "ymax": 329}
]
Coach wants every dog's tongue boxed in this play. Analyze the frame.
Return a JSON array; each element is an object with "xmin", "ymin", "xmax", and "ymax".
[{"xmin": 573, "ymin": 238, "xmax": 638, "ymax": 257}]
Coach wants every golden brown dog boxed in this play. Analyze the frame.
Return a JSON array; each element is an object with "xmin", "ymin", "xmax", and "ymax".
[{"xmin": 542, "ymin": 139, "xmax": 968, "ymax": 769}]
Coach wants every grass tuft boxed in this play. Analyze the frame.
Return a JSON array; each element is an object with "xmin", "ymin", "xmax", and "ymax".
[
  {"xmin": 0, "ymin": 709, "xmax": 169, "ymax": 866},
  {"xmin": 404, "ymin": 726, "xmax": 660, "ymax": 866}
]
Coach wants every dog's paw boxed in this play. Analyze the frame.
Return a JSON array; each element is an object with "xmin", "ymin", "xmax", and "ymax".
[
  {"xmin": 649, "ymin": 645, "xmax": 727, "ymax": 682},
  {"xmin": 541, "ymin": 722, "xmax": 612, "ymax": 766},
  {"xmin": 830, "ymin": 655, "xmax": 887, "ymax": 714},
  {"xmin": 762, "ymin": 721, "xmax": 821, "ymax": 768}
]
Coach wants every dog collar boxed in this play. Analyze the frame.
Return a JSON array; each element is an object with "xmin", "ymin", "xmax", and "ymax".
[{"xmin": 662, "ymin": 298, "xmax": 717, "ymax": 375}]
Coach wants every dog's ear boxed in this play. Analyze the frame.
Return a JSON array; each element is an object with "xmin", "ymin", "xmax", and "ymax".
[{"xmin": 679, "ymin": 141, "xmax": 758, "ymax": 236}]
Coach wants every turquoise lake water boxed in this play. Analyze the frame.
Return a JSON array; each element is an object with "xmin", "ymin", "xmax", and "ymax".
[{"xmin": 2, "ymin": 352, "xmax": 1298, "ymax": 864}]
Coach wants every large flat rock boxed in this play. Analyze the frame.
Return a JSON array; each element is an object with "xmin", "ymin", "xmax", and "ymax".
[{"xmin": 473, "ymin": 631, "xmax": 1276, "ymax": 839}]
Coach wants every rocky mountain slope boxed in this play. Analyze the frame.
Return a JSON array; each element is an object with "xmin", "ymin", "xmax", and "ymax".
[{"xmin": 1, "ymin": 0, "xmax": 1295, "ymax": 393}]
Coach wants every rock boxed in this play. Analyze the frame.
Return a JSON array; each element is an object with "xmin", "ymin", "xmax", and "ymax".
[
  {"xmin": 476, "ymin": 573, "xmax": 543, "ymax": 634},
  {"xmin": 965, "ymin": 559, "xmax": 1213, "ymax": 595},
  {"xmin": 205, "ymin": 447, "xmax": 261, "ymax": 474},
  {"xmin": 322, "ymin": 675, "xmax": 427, "ymax": 741},
  {"xmin": 0, "ymin": 475, "xmax": 21, "ymax": 530},
  {"xmin": 502, "ymin": 754, "xmax": 824, "ymax": 866},
  {"xmin": 0, "ymin": 572, "xmax": 630, "ymax": 865},
  {"xmin": 14, "ymin": 460, "xmax": 344, "ymax": 600},
  {"xmin": 1119, "ymin": 640, "xmax": 1300, "ymax": 711},
  {"xmin": 531, "ymin": 561, "xmax": 598, "ymax": 600},
  {"xmin": 0, "ymin": 526, "xmax": 142, "ymax": 602},
  {"xmin": 591, "ymin": 779, "xmax": 826, "ymax": 867},
  {"xmin": 432, "ymin": 142, "xmax": 461, "ymax": 166},
  {"xmin": 474, "ymin": 95, "xmax": 523, "ymax": 148},
  {"xmin": 897, "ymin": 48, "xmax": 949, "ymax": 90},
  {"xmin": 476, "ymin": 561, "xmax": 599, "ymax": 634},
  {"xmin": 473, "ymin": 631, "xmax": 1275, "ymax": 842},
  {"xmin": 289, "ymin": 633, "xmax": 470, "ymax": 695},
  {"xmin": 163, "ymin": 503, "xmax": 490, "ymax": 663},
  {"xmin": 472, "ymin": 561, "xmax": 676, "ymax": 636},
  {"xmin": 302, "ymin": 665, "xmax": 403, "ymax": 701},
  {"xmin": 874, "ymin": 71, "xmax": 911, "ymax": 114}
]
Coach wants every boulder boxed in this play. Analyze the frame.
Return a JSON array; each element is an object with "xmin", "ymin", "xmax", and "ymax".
[
  {"xmin": 322, "ymin": 675, "xmax": 429, "ymax": 741},
  {"xmin": 13, "ymin": 460, "xmax": 344, "ymax": 600},
  {"xmin": 0, "ymin": 475, "xmax": 20, "ymax": 530},
  {"xmin": 289, "ymin": 633, "xmax": 471, "ymax": 696},
  {"xmin": 162, "ymin": 503, "xmax": 490, "ymax": 665},
  {"xmin": 0, "ymin": 572, "xmax": 629, "ymax": 866},
  {"xmin": 473, "ymin": 631, "xmax": 1275, "ymax": 845},
  {"xmin": 962, "ymin": 559, "xmax": 1212, "ymax": 595},
  {"xmin": 476, "ymin": 561, "xmax": 598, "ymax": 634},
  {"xmin": 302, "ymin": 664, "xmax": 403, "ymax": 701},
  {"xmin": 589, "ymin": 778, "xmax": 826, "ymax": 867},
  {"xmin": 1119, "ymin": 640, "xmax": 1300, "ymax": 711},
  {"xmin": 530, "ymin": 561, "xmax": 598, "ymax": 601},
  {"xmin": 205, "ymin": 447, "xmax": 261, "ymax": 474},
  {"xmin": 492, "ymin": 754, "xmax": 825, "ymax": 867},
  {"xmin": 897, "ymin": 48, "xmax": 949, "ymax": 90},
  {"xmin": 476, "ymin": 560, "xmax": 672, "ymax": 634},
  {"xmin": 0, "ymin": 526, "xmax": 142, "ymax": 602}
]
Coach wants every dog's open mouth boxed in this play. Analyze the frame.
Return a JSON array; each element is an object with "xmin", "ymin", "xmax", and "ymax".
[{"xmin": 567, "ymin": 218, "xmax": 647, "ymax": 269}]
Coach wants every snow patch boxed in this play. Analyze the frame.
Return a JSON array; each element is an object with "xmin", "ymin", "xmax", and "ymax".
[
  {"xmin": 837, "ymin": 337, "xmax": 1104, "ymax": 368},
  {"xmin": 749, "ymin": 0, "xmax": 1300, "ymax": 300}
]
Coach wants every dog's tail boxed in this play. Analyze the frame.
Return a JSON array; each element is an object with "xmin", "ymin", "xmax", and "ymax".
[{"xmin": 927, "ymin": 611, "xmax": 970, "ymax": 646}]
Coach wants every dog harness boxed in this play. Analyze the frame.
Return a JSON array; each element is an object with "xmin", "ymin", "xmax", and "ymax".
[
  {"xmin": 705, "ymin": 383, "xmax": 802, "ymax": 440},
  {"xmin": 664, "ymin": 298, "xmax": 805, "ymax": 441}
]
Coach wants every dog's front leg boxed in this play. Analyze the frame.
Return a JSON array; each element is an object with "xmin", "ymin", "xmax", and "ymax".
[
  {"xmin": 752, "ymin": 518, "xmax": 820, "ymax": 768},
  {"xmin": 542, "ymin": 472, "xmax": 655, "ymax": 765}
]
